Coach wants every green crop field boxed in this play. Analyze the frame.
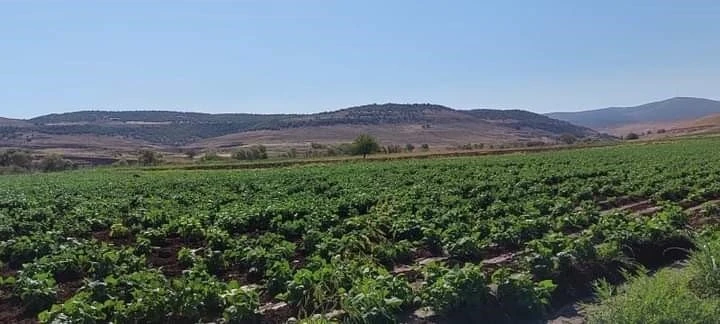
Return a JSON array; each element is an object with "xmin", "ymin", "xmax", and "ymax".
[{"xmin": 2, "ymin": 137, "xmax": 720, "ymax": 323}]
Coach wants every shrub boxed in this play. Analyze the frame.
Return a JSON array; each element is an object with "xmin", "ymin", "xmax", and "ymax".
[
  {"xmin": 37, "ymin": 154, "xmax": 76, "ymax": 173},
  {"xmin": 201, "ymin": 150, "xmax": 225, "ymax": 162},
  {"xmin": 184, "ymin": 149, "xmax": 198, "ymax": 159},
  {"xmin": 687, "ymin": 240, "xmax": 720, "ymax": 298},
  {"xmin": 112, "ymin": 159, "xmax": 129, "ymax": 167},
  {"xmin": 559, "ymin": 133, "xmax": 577, "ymax": 144},
  {"xmin": 586, "ymin": 269, "xmax": 720, "ymax": 324},
  {"xmin": 624, "ymin": 133, "xmax": 640, "ymax": 140},
  {"xmin": 335, "ymin": 143, "xmax": 354, "ymax": 155},
  {"xmin": 232, "ymin": 145, "xmax": 268, "ymax": 160},
  {"xmin": 0, "ymin": 149, "xmax": 32, "ymax": 169},
  {"xmin": 385, "ymin": 145, "xmax": 402, "ymax": 154},
  {"xmin": 0, "ymin": 165, "xmax": 28, "ymax": 175},
  {"xmin": 137, "ymin": 150, "xmax": 163, "ymax": 166},
  {"xmin": 284, "ymin": 148, "xmax": 298, "ymax": 158}
]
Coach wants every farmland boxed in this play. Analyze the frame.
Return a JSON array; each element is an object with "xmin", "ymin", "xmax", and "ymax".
[{"xmin": 1, "ymin": 137, "xmax": 720, "ymax": 323}]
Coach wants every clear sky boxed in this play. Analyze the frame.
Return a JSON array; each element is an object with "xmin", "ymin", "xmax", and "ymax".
[{"xmin": 2, "ymin": 1, "xmax": 720, "ymax": 118}]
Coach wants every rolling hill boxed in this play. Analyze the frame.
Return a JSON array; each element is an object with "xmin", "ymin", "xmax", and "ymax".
[
  {"xmin": 644, "ymin": 113, "xmax": 720, "ymax": 137},
  {"xmin": 546, "ymin": 97, "xmax": 720, "ymax": 131},
  {"xmin": 0, "ymin": 117, "xmax": 30, "ymax": 127},
  {"xmin": 690, "ymin": 113, "xmax": 720, "ymax": 127},
  {"xmin": 0, "ymin": 104, "xmax": 601, "ymax": 153}
]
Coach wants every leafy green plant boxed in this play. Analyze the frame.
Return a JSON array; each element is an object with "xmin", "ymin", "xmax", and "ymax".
[
  {"xmin": 0, "ymin": 233, "xmax": 59, "ymax": 267},
  {"xmin": 16, "ymin": 272, "xmax": 57, "ymax": 313},
  {"xmin": 109, "ymin": 222, "xmax": 131, "ymax": 239},
  {"xmin": 221, "ymin": 281, "xmax": 260, "ymax": 323},
  {"xmin": 174, "ymin": 217, "xmax": 205, "ymax": 242},
  {"xmin": 340, "ymin": 274, "xmax": 411, "ymax": 322},
  {"xmin": 265, "ymin": 260, "xmax": 293, "ymax": 296},
  {"xmin": 419, "ymin": 262, "xmax": 489, "ymax": 313},
  {"xmin": 492, "ymin": 269, "xmax": 556, "ymax": 318},
  {"xmin": 39, "ymin": 291, "xmax": 107, "ymax": 323},
  {"xmin": 177, "ymin": 247, "xmax": 197, "ymax": 267},
  {"xmin": 170, "ymin": 272, "xmax": 225, "ymax": 320}
]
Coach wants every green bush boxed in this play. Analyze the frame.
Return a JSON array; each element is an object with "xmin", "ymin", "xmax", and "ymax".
[
  {"xmin": 688, "ymin": 240, "xmax": 720, "ymax": 298},
  {"xmin": 232, "ymin": 145, "xmax": 268, "ymax": 160},
  {"xmin": 586, "ymin": 269, "xmax": 720, "ymax": 324},
  {"xmin": 38, "ymin": 154, "xmax": 76, "ymax": 172},
  {"xmin": 201, "ymin": 150, "xmax": 225, "ymax": 162},
  {"xmin": 0, "ymin": 149, "xmax": 32, "ymax": 169}
]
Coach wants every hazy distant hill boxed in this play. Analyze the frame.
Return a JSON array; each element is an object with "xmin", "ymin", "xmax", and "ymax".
[
  {"xmin": 1, "ymin": 104, "xmax": 601, "ymax": 149},
  {"xmin": 0, "ymin": 117, "xmax": 30, "ymax": 127},
  {"xmin": 189, "ymin": 105, "xmax": 602, "ymax": 149},
  {"xmin": 546, "ymin": 97, "xmax": 720, "ymax": 130},
  {"xmin": 27, "ymin": 111, "xmax": 291, "ymax": 146}
]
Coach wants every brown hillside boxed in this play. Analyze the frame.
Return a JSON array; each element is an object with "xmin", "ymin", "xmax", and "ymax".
[
  {"xmin": 604, "ymin": 113, "xmax": 720, "ymax": 139},
  {"xmin": 690, "ymin": 113, "xmax": 720, "ymax": 127},
  {"xmin": 189, "ymin": 122, "xmax": 554, "ymax": 149},
  {"xmin": 2, "ymin": 104, "xmax": 601, "ymax": 152}
]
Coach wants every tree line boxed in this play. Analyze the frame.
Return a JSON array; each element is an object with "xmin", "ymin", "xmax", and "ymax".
[{"xmin": 0, "ymin": 150, "xmax": 77, "ymax": 174}]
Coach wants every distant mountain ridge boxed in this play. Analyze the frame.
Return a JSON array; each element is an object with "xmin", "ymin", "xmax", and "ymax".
[
  {"xmin": 546, "ymin": 97, "xmax": 720, "ymax": 130},
  {"xmin": 1, "ymin": 104, "xmax": 600, "ymax": 147}
]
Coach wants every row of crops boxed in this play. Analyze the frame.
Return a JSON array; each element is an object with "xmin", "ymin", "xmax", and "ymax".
[{"xmin": 1, "ymin": 137, "xmax": 720, "ymax": 323}]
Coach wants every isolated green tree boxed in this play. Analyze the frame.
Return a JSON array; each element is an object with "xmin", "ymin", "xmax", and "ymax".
[{"xmin": 352, "ymin": 134, "xmax": 380, "ymax": 158}]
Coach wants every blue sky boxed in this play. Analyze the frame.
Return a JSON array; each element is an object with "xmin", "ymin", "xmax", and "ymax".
[{"xmin": 2, "ymin": 1, "xmax": 720, "ymax": 118}]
